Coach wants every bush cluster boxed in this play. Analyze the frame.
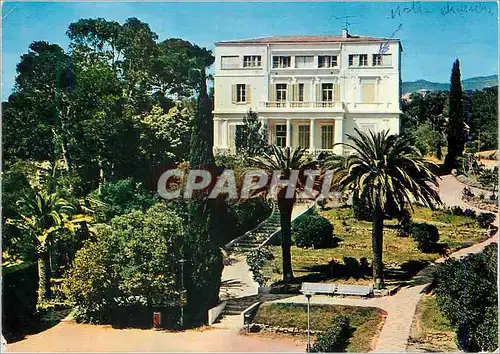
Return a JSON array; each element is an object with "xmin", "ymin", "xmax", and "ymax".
[
  {"xmin": 312, "ymin": 315, "xmax": 351, "ymax": 352},
  {"xmin": 476, "ymin": 212, "xmax": 496, "ymax": 228},
  {"xmin": 449, "ymin": 206, "xmax": 495, "ymax": 229},
  {"xmin": 435, "ymin": 244, "xmax": 498, "ymax": 352},
  {"xmin": 246, "ymin": 247, "xmax": 274, "ymax": 286},
  {"xmin": 64, "ymin": 203, "xmax": 184, "ymax": 327},
  {"xmin": 292, "ymin": 213, "xmax": 334, "ymax": 249},
  {"xmin": 410, "ymin": 222, "xmax": 439, "ymax": 252}
]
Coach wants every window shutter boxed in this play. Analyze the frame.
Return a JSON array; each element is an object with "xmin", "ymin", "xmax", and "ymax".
[
  {"xmin": 231, "ymin": 85, "xmax": 236, "ymax": 103},
  {"xmin": 303, "ymin": 84, "xmax": 309, "ymax": 102},
  {"xmin": 246, "ymin": 84, "xmax": 251, "ymax": 103},
  {"xmin": 334, "ymin": 84, "xmax": 340, "ymax": 102},
  {"xmin": 292, "ymin": 124, "xmax": 299, "ymax": 147},
  {"xmin": 382, "ymin": 54, "xmax": 392, "ymax": 66},
  {"xmin": 362, "ymin": 83, "xmax": 376, "ymax": 103},
  {"xmin": 286, "ymin": 84, "xmax": 291, "ymax": 102},
  {"xmin": 316, "ymin": 83, "xmax": 321, "ymax": 102},
  {"xmin": 294, "ymin": 83, "xmax": 299, "ymax": 101},
  {"xmin": 269, "ymin": 84, "xmax": 275, "ymax": 101},
  {"xmin": 229, "ymin": 125, "xmax": 236, "ymax": 149}
]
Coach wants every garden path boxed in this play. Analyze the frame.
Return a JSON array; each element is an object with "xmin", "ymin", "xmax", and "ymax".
[
  {"xmin": 215, "ymin": 201, "xmax": 314, "ymax": 329},
  {"xmin": 271, "ymin": 174, "xmax": 498, "ymax": 352}
]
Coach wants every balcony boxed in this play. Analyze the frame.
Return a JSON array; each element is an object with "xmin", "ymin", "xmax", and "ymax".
[
  {"xmin": 260, "ymin": 101, "xmax": 343, "ymax": 109},
  {"xmin": 345, "ymin": 102, "xmax": 396, "ymax": 111}
]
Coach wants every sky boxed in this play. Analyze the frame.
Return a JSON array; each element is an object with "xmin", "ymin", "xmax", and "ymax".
[{"xmin": 2, "ymin": 1, "xmax": 498, "ymax": 100}]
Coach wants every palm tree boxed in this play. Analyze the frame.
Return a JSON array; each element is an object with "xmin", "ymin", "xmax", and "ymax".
[
  {"xmin": 326, "ymin": 129, "xmax": 441, "ymax": 286},
  {"xmin": 250, "ymin": 145, "xmax": 317, "ymax": 282},
  {"xmin": 7, "ymin": 189, "xmax": 90, "ymax": 306}
]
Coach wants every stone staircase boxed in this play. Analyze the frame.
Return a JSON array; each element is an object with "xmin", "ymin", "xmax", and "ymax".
[{"xmin": 225, "ymin": 210, "xmax": 281, "ymax": 254}]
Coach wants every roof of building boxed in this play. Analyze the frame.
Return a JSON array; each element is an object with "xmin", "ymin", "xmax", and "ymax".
[{"xmin": 216, "ymin": 34, "xmax": 400, "ymax": 45}]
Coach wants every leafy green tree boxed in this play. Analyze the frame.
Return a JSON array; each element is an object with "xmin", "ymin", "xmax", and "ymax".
[
  {"xmin": 444, "ymin": 59, "xmax": 466, "ymax": 171},
  {"xmin": 250, "ymin": 146, "xmax": 317, "ymax": 281},
  {"xmin": 326, "ymin": 130, "xmax": 441, "ymax": 285},
  {"xmin": 139, "ymin": 102, "xmax": 194, "ymax": 166},
  {"xmin": 64, "ymin": 203, "xmax": 184, "ymax": 325},
  {"xmin": 478, "ymin": 166, "xmax": 498, "ymax": 195},
  {"xmin": 7, "ymin": 190, "xmax": 90, "ymax": 306},
  {"xmin": 235, "ymin": 110, "xmax": 268, "ymax": 156},
  {"xmin": 469, "ymin": 86, "xmax": 498, "ymax": 151},
  {"xmin": 435, "ymin": 244, "xmax": 498, "ymax": 352}
]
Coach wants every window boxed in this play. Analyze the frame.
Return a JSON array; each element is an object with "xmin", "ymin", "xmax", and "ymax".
[
  {"xmin": 295, "ymin": 56, "xmax": 314, "ymax": 68},
  {"xmin": 276, "ymin": 84, "xmax": 287, "ymax": 101},
  {"xmin": 348, "ymin": 55, "xmax": 358, "ymax": 66},
  {"xmin": 373, "ymin": 54, "xmax": 382, "ymax": 66},
  {"xmin": 322, "ymin": 83, "xmax": 334, "ymax": 102},
  {"xmin": 321, "ymin": 126, "xmax": 334, "ymax": 149},
  {"xmin": 318, "ymin": 55, "xmax": 338, "ymax": 68},
  {"xmin": 298, "ymin": 83, "xmax": 304, "ymax": 102},
  {"xmin": 273, "ymin": 56, "xmax": 291, "ymax": 68},
  {"xmin": 221, "ymin": 56, "xmax": 239, "ymax": 69},
  {"xmin": 276, "ymin": 124, "xmax": 287, "ymax": 147},
  {"xmin": 359, "ymin": 54, "xmax": 368, "ymax": 66},
  {"xmin": 236, "ymin": 84, "xmax": 246, "ymax": 103},
  {"xmin": 243, "ymin": 55, "xmax": 262, "ymax": 67},
  {"xmin": 382, "ymin": 54, "xmax": 392, "ymax": 66},
  {"xmin": 360, "ymin": 80, "xmax": 376, "ymax": 103},
  {"xmin": 298, "ymin": 125, "xmax": 310, "ymax": 148}
]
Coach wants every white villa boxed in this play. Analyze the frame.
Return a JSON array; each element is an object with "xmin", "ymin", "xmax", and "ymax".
[{"xmin": 212, "ymin": 30, "xmax": 402, "ymax": 155}]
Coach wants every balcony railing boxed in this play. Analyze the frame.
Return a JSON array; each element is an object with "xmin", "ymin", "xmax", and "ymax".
[
  {"xmin": 345, "ymin": 102, "xmax": 394, "ymax": 110},
  {"xmin": 261, "ymin": 101, "xmax": 342, "ymax": 109}
]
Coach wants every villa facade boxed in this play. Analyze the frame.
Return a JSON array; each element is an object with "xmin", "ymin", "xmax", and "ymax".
[{"xmin": 212, "ymin": 30, "xmax": 402, "ymax": 155}]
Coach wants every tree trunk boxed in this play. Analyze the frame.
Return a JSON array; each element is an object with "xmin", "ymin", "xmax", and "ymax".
[
  {"xmin": 371, "ymin": 207, "xmax": 384, "ymax": 286},
  {"xmin": 436, "ymin": 144, "xmax": 442, "ymax": 160},
  {"xmin": 278, "ymin": 198, "xmax": 294, "ymax": 282},
  {"xmin": 37, "ymin": 245, "xmax": 51, "ymax": 306}
]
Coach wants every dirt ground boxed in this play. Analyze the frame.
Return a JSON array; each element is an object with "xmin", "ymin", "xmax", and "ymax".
[{"xmin": 7, "ymin": 322, "xmax": 305, "ymax": 352}]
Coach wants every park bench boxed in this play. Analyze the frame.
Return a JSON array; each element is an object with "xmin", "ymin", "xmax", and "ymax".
[{"xmin": 301, "ymin": 282, "xmax": 373, "ymax": 298}]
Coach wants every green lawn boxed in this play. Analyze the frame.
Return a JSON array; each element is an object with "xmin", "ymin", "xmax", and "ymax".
[
  {"xmin": 253, "ymin": 302, "xmax": 385, "ymax": 352},
  {"xmin": 264, "ymin": 205, "xmax": 486, "ymax": 286},
  {"xmin": 407, "ymin": 294, "xmax": 458, "ymax": 352}
]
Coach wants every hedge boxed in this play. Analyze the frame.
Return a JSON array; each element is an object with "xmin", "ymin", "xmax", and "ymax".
[
  {"xmin": 410, "ymin": 222, "xmax": 439, "ymax": 252},
  {"xmin": 2, "ymin": 262, "xmax": 37, "ymax": 341}
]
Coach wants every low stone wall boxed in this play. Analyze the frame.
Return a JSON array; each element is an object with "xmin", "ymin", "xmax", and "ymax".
[{"xmin": 247, "ymin": 323, "xmax": 322, "ymax": 335}]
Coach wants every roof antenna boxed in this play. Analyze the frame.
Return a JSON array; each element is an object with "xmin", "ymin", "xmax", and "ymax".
[{"xmin": 334, "ymin": 15, "xmax": 359, "ymax": 33}]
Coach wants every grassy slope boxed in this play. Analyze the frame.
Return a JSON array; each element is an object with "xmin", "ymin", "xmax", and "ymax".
[
  {"xmin": 253, "ymin": 302, "xmax": 385, "ymax": 352},
  {"xmin": 265, "ymin": 205, "xmax": 485, "ymax": 285},
  {"xmin": 407, "ymin": 294, "xmax": 458, "ymax": 352}
]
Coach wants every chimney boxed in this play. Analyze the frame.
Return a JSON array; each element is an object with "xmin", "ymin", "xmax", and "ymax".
[{"xmin": 342, "ymin": 28, "xmax": 349, "ymax": 38}]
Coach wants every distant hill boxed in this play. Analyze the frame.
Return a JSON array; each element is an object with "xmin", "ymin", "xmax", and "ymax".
[{"xmin": 402, "ymin": 75, "xmax": 497, "ymax": 94}]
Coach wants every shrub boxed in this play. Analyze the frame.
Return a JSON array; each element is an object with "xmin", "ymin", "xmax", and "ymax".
[
  {"xmin": 397, "ymin": 209, "xmax": 412, "ymax": 237},
  {"xmin": 451, "ymin": 206, "xmax": 464, "ymax": 216},
  {"xmin": 64, "ymin": 203, "xmax": 184, "ymax": 327},
  {"xmin": 292, "ymin": 213, "xmax": 333, "ymax": 249},
  {"xmin": 464, "ymin": 208, "xmax": 476, "ymax": 219},
  {"xmin": 312, "ymin": 315, "xmax": 351, "ymax": 352},
  {"xmin": 247, "ymin": 247, "xmax": 274, "ymax": 286},
  {"xmin": 479, "ymin": 193, "xmax": 485, "ymax": 200},
  {"xmin": 2, "ymin": 262, "xmax": 37, "ymax": 341},
  {"xmin": 89, "ymin": 178, "xmax": 157, "ymax": 222},
  {"xmin": 410, "ymin": 222, "xmax": 439, "ymax": 252},
  {"xmin": 476, "ymin": 212, "xmax": 495, "ymax": 228},
  {"xmin": 352, "ymin": 192, "xmax": 372, "ymax": 221},
  {"xmin": 435, "ymin": 244, "xmax": 498, "ymax": 352}
]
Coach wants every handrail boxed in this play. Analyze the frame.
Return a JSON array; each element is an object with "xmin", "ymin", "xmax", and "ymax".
[{"xmin": 224, "ymin": 199, "xmax": 277, "ymax": 249}]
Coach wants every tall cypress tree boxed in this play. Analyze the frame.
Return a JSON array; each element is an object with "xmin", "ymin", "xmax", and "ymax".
[
  {"xmin": 184, "ymin": 68, "xmax": 224, "ymax": 325},
  {"xmin": 444, "ymin": 59, "xmax": 465, "ymax": 172}
]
